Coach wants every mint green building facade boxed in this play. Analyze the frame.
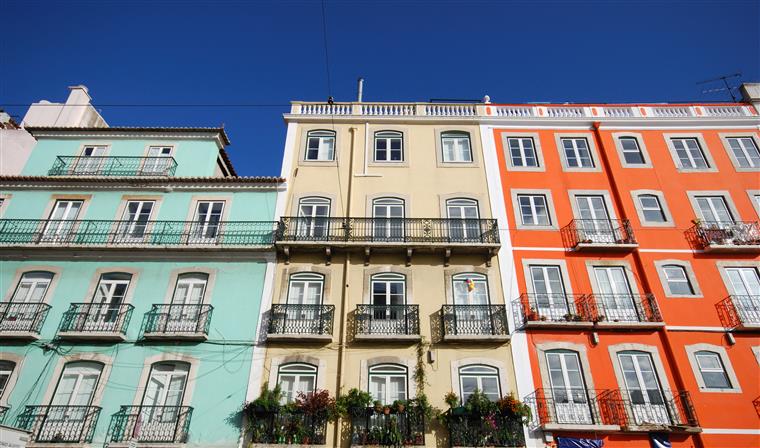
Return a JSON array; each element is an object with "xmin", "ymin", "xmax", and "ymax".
[{"xmin": 0, "ymin": 127, "xmax": 281, "ymax": 447}]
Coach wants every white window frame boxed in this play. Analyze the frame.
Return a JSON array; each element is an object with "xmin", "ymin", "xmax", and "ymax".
[
  {"xmin": 441, "ymin": 131, "xmax": 473, "ymax": 163},
  {"xmin": 661, "ymin": 265, "xmax": 694, "ymax": 296},
  {"xmin": 630, "ymin": 190, "xmax": 674, "ymax": 227},
  {"xmin": 554, "ymin": 135, "xmax": 600, "ymax": 172},
  {"xmin": 304, "ymin": 130, "xmax": 336, "ymax": 162},
  {"xmin": 638, "ymin": 194, "xmax": 666, "ymax": 223},
  {"xmin": 0, "ymin": 361, "xmax": 15, "ymax": 401},
  {"xmin": 368, "ymin": 364, "xmax": 408, "ymax": 405},
  {"xmin": 508, "ymin": 137, "xmax": 539, "ymax": 168},
  {"xmin": 664, "ymin": 134, "xmax": 717, "ymax": 173},
  {"xmin": 286, "ymin": 272, "xmax": 325, "ymax": 306},
  {"xmin": 684, "ymin": 344, "xmax": 741, "ymax": 393},
  {"xmin": 516, "ymin": 194, "xmax": 551, "ymax": 227},
  {"xmin": 373, "ymin": 131, "xmax": 404, "ymax": 163},
  {"xmin": 458, "ymin": 365, "xmax": 501, "ymax": 403},
  {"xmin": 277, "ymin": 363, "xmax": 318, "ymax": 403},
  {"xmin": 720, "ymin": 134, "xmax": 760, "ymax": 172}
]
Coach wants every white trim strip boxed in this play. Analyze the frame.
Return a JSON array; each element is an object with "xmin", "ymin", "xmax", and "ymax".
[
  {"xmin": 702, "ymin": 428, "xmax": 760, "ymax": 435},
  {"xmin": 511, "ymin": 246, "xmax": 704, "ymax": 254},
  {"xmin": 666, "ymin": 326, "xmax": 726, "ymax": 332}
]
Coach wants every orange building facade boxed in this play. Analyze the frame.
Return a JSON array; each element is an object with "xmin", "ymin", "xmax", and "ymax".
[{"xmin": 480, "ymin": 93, "xmax": 760, "ymax": 448}]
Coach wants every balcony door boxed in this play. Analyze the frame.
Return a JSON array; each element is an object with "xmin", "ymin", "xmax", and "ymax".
[
  {"xmin": 140, "ymin": 362, "xmax": 189, "ymax": 440},
  {"xmin": 42, "ymin": 200, "xmax": 83, "ymax": 242},
  {"xmin": 368, "ymin": 364, "xmax": 407, "ymax": 405},
  {"xmin": 297, "ymin": 197, "xmax": 330, "ymax": 239},
  {"xmin": 43, "ymin": 362, "xmax": 102, "ymax": 440},
  {"xmin": 695, "ymin": 196, "xmax": 734, "ymax": 225},
  {"xmin": 117, "ymin": 201, "xmax": 154, "ymax": 242},
  {"xmin": 546, "ymin": 351, "xmax": 592, "ymax": 424},
  {"xmin": 1, "ymin": 272, "xmax": 53, "ymax": 332},
  {"xmin": 724, "ymin": 267, "xmax": 760, "ymax": 324},
  {"xmin": 593, "ymin": 267, "xmax": 637, "ymax": 322},
  {"xmin": 167, "ymin": 273, "xmax": 208, "ymax": 332},
  {"xmin": 617, "ymin": 352, "xmax": 669, "ymax": 425},
  {"xmin": 447, "ymin": 199, "xmax": 480, "ymax": 241},
  {"xmin": 189, "ymin": 201, "xmax": 224, "ymax": 243},
  {"xmin": 73, "ymin": 146, "xmax": 106, "ymax": 174},
  {"xmin": 277, "ymin": 363, "xmax": 317, "ymax": 404},
  {"xmin": 285, "ymin": 273, "xmax": 324, "ymax": 333},
  {"xmin": 452, "ymin": 273, "xmax": 491, "ymax": 333},
  {"xmin": 86, "ymin": 273, "xmax": 131, "ymax": 332},
  {"xmin": 142, "ymin": 146, "xmax": 173, "ymax": 175},
  {"xmin": 370, "ymin": 273, "xmax": 406, "ymax": 334},
  {"xmin": 575, "ymin": 195, "xmax": 613, "ymax": 241},
  {"xmin": 530, "ymin": 266, "xmax": 569, "ymax": 320},
  {"xmin": 372, "ymin": 198, "xmax": 404, "ymax": 241}
]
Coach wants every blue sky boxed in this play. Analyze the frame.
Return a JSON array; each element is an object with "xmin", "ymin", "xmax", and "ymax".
[{"xmin": 1, "ymin": 0, "xmax": 758, "ymax": 176}]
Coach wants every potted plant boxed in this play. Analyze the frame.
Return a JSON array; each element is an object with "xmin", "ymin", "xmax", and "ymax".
[
  {"xmin": 393, "ymin": 399, "xmax": 406, "ymax": 413},
  {"xmin": 374, "ymin": 400, "xmax": 383, "ymax": 413},
  {"xmin": 444, "ymin": 391, "xmax": 459, "ymax": 409}
]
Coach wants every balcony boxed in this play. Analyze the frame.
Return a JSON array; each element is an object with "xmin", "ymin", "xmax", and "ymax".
[
  {"xmin": 57, "ymin": 303, "xmax": 134, "ymax": 341},
  {"xmin": 49, "ymin": 156, "xmax": 178, "ymax": 177},
  {"xmin": 354, "ymin": 304, "xmax": 420, "ymax": 342},
  {"xmin": 0, "ymin": 405, "xmax": 8, "ymax": 424},
  {"xmin": 440, "ymin": 305, "xmax": 510, "ymax": 342},
  {"xmin": 0, "ymin": 219, "xmax": 278, "ymax": 250},
  {"xmin": 716, "ymin": 295, "xmax": 760, "ymax": 331},
  {"xmin": 587, "ymin": 293, "xmax": 664, "ymax": 329},
  {"xmin": 0, "ymin": 302, "xmax": 51, "ymax": 340},
  {"xmin": 142, "ymin": 304, "xmax": 213, "ymax": 341},
  {"xmin": 525, "ymin": 389, "xmax": 625, "ymax": 432},
  {"xmin": 267, "ymin": 304, "xmax": 334, "ymax": 342},
  {"xmin": 513, "ymin": 294, "xmax": 594, "ymax": 329},
  {"xmin": 107, "ymin": 405, "xmax": 193, "ymax": 444},
  {"xmin": 17, "ymin": 405, "xmax": 101, "ymax": 443},
  {"xmin": 248, "ymin": 408, "xmax": 328, "ymax": 445},
  {"xmin": 348, "ymin": 406, "xmax": 425, "ymax": 446},
  {"xmin": 617, "ymin": 389, "xmax": 700, "ymax": 431},
  {"xmin": 563, "ymin": 219, "xmax": 638, "ymax": 251},
  {"xmin": 445, "ymin": 408, "xmax": 525, "ymax": 447},
  {"xmin": 689, "ymin": 221, "xmax": 760, "ymax": 253}
]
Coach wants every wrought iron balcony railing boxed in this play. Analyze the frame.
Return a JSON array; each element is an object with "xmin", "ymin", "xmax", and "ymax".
[
  {"xmin": 525, "ymin": 389, "xmax": 625, "ymax": 429},
  {"xmin": 716, "ymin": 295, "xmax": 760, "ymax": 329},
  {"xmin": 17, "ymin": 405, "xmax": 101, "ymax": 443},
  {"xmin": 268, "ymin": 304, "xmax": 335, "ymax": 336},
  {"xmin": 587, "ymin": 293, "xmax": 663, "ymax": 324},
  {"xmin": 513, "ymin": 294, "xmax": 593, "ymax": 326},
  {"xmin": 348, "ymin": 406, "xmax": 425, "ymax": 446},
  {"xmin": 0, "ymin": 302, "xmax": 51, "ymax": 335},
  {"xmin": 446, "ymin": 408, "xmax": 526, "ymax": 447},
  {"xmin": 277, "ymin": 217, "xmax": 500, "ymax": 245},
  {"xmin": 563, "ymin": 219, "xmax": 637, "ymax": 249},
  {"xmin": 441, "ymin": 305, "xmax": 509, "ymax": 338},
  {"xmin": 58, "ymin": 302, "xmax": 134, "ymax": 336},
  {"xmin": 143, "ymin": 304, "xmax": 213, "ymax": 337},
  {"xmin": 355, "ymin": 304, "xmax": 420, "ymax": 337},
  {"xmin": 690, "ymin": 221, "xmax": 760, "ymax": 251},
  {"xmin": 247, "ymin": 408, "xmax": 328, "ymax": 445},
  {"xmin": 618, "ymin": 389, "xmax": 699, "ymax": 428},
  {"xmin": 0, "ymin": 405, "xmax": 8, "ymax": 424},
  {"xmin": 107, "ymin": 405, "xmax": 193, "ymax": 443},
  {"xmin": 49, "ymin": 156, "xmax": 178, "ymax": 177},
  {"xmin": 0, "ymin": 219, "xmax": 278, "ymax": 248}
]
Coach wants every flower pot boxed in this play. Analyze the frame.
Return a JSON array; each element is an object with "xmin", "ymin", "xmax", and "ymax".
[{"xmin": 384, "ymin": 407, "xmax": 391, "ymax": 415}]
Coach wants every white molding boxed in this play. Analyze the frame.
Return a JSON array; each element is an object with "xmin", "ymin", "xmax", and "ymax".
[
  {"xmin": 665, "ymin": 326, "xmax": 726, "ymax": 332},
  {"xmin": 701, "ymin": 428, "xmax": 760, "ymax": 435},
  {"xmin": 31, "ymin": 130, "xmax": 227, "ymax": 150}
]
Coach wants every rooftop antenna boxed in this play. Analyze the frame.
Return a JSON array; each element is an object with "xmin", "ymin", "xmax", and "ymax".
[{"xmin": 697, "ymin": 73, "xmax": 742, "ymax": 101}]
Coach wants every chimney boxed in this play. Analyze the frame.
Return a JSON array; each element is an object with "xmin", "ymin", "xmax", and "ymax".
[{"xmin": 357, "ymin": 77, "xmax": 364, "ymax": 102}]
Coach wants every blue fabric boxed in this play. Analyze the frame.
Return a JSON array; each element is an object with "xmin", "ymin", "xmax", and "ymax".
[
  {"xmin": 650, "ymin": 433, "xmax": 671, "ymax": 448},
  {"xmin": 557, "ymin": 437, "xmax": 603, "ymax": 448}
]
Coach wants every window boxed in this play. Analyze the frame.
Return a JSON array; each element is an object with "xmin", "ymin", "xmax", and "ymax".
[
  {"xmin": 638, "ymin": 195, "xmax": 666, "ymax": 223},
  {"xmin": 593, "ymin": 266, "xmax": 638, "ymax": 322},
  {"xmin": 662, "ymin": 265, "xmax": 694, "ymax": 295},
  {"xmin": 368, "ymin": 364, "xmax": 407, "ymax": 404},
  {"xmin": 118, "ymin": 200, "xmax": 155, "ymax": 240},
  {"xmin": 619, "ymin": 137, "xmax": 646, "ymax": 165},
  {"xmin": 89, "ymin": 273, "xmax": 131, "ymax": 328},
  {"xmin": 74, "ymin": 146, "xmax": 107, "ymax": 174},
  {"xmin": 694, "ymin": 351, "xmax": 731, "ymax": 389},
  {"xmin": 140, "ymin": 362, "xmax": 189, "ymax": 425},
  {"xmin": 370, "ymin": 273, "xmax": 406, "ymax": 321},
  {"xmin": 190, "ymin": 201, "xmax": 224, "ymax": 241},
  {"xmin": 441, "ymin": 132, "xmax": 472, "ymax": 162},
  {"xmin": 42, "ymin": 200, "xmax": 83, "ymax": 241},
  {"xmin": 695, "ymin": 196, "xmax": 734, "ymax": 224},
  {"xmin": 517, "ymin": 194, "xmax": 551, "ymax": 226},
  {"xmin": 372, "ymin": 197, "xmax": 404, "ymax": 240},
  {"xmin": 726, "ymin": 137, "xmax": 760, "ymax": 169},
  {"xmin": 617, "ymin": 351, "xmax": 669, "ymax": 425},
  {"xmin": 459, "ymin": 365, "xmax": 500, "ymax": 402},
  {"xmin": 508, "ymin": 137, "xmax": 538, "ymax": 167},
  {"xmin": 671, "ymin": 138, "xmax": 709, "ymax": 169},
  {"xmin": 452, "ymin": 273, "xmax": 489, "ymax": 306},
  {"xmin": 51, "ymin": 361, "xmax": 103, "ymax": 407},
  {"xmin": 446, "ymin": 198, "xmax": 480, "ymax": 240},
  {"xmin": 297, "ymin": 197, "xmax": 331, "ymax": 238},
  {"xmin": 278, "ymin": 363, "xmax": 317, "ymax": 403},
  {"xmin": 374, "ymin": 131, "xmax": 403, "ymax": 162},
  {"xmin": 172, "ymin": 273, "xmax": 208, "ymax": 306},
  {"xmin": 142, "ymin": 146, "xmax": 173, "ymax": 174},
  {"xmin": 546, "ymin": 350, "xmax": 592, "ymax": 424},
  {"xmin": 10, "ymin": 271, "xmax": 54, "ymax": 303},
  {"xmin": 305, "ymin": 130, "xmax": 336, "ymax": 161},
  {"xmin": 287, "ymin": 273, "xmax": 324, "ymax": 306},
  {"xmin": 530, "ymin": 265, "xmax": 569, "ymax": 317},
  {"xmin": 561, "ymin": 138, "xmax": 594, "ymax": 168},
  {"xmin": 0, "ymin": 361, "xmax": 15, "ymax": 400}
]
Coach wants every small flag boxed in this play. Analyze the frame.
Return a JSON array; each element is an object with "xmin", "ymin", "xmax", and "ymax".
[{"xmin": 465, "ymin": 278, "xmax": 475, "ymax": 292}]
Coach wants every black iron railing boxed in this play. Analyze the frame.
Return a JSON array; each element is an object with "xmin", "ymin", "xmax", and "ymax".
[
  {"xmin": 58, "ymin": 302, "xmax": 134, "ymax": 335},
  {"xmin": 17, "ymin": 405, "xmax": 101, "ymax": 443},
  {"xmin": 446, "ymin": 408, "xmax": 525, "ymax": 447},
  {"xmin": 0, "ymin": 405, "xmax": 8, "ymax": 424},
  {"xmin": 108, "ymin": 405, "xmax": 192, "ymax": 443},
  {"xmin": 355, "ymin": 304, "xmax": 419, "ymax": 336},
  {"xmin": 618, "ymin": 389, "xmax": 699, "ymax": 427},
  {"xmin": 441, "ymin": 305, "xmax": 509, "ymax": 337},
  {"xmin": 716, "ymin": 295, "xmax": 760, "ymax": 328},
  {"xmin": 0, "ymin": 219, "xmax": 278, "ymax": 247},
  {"xmin": 587, "ymin": 293, "xmax": 662, "ymax": 324},
  {"xmin": 143, "ymin": 304, "xmax": 213, "ymax": 336},
  {"xmin": 349, "ymin": 406, "xmax": 425, "ymax": 446},
  {"xmin": 512, "ymin": 294, "xmax": 593, "ymax": 326},
  {"xmin": 525, "ymin": 389, "xmax": 625, "ymax": 428},
  {"xmin": 247, "ymin": 408, "xmax": 328, "ymax": 445},
  {"xmin": 690, "ymin": 221, "xmax": 760, "ymax": 248},
  {"xmin": 277, "ymin": 217, "xmax": 500, "ymax": 244},
  {"xmin": 0, "ymin": 302, "xmax": 51, "ymax": 334},
  {"xmin": 563, "ymin": 219, "xmax": 636, "ymax": 247},
  {"xmin": 49, "ymin": 156, "xmax": 178, "ymax": 177},
  {"xmin": 268, "ymin": 304, "xmax": 335, "ymax": 336}
]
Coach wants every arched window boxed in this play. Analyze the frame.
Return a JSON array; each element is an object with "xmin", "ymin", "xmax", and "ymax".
[
  {"xmin": 452, "ymin": 273, "xmax": 489, "ymax": 306},
  {"xmin": 368, "ymin": 364, "xmax": 407, "ymax": 404},
  {"xmin": 305, "ymin": 130, "xmax": 336, "ymax": 161},
  {"xmin": 278, "ymin": 363, "xmax": 318, "ymax": 403},
  {"xmin": 637, "ymin": 194, "xmax": 666, "ymax": 223},
  {"xmin": 694, "ymin": 351, "xmax": 731, "ymax": 389},
  {"xmin": 50, "ymin": 361, "xmax": 104, "ymax": 407},
  {"xmin": 297, "ymin": 197, "xmax": 331, "ymax": 238},
  {"xmin": 441, "ymin": 131, "xmax": 472, "ymax": 163},
  {"xmin": 661, "ymin": 265, "xmax": 694, "ymax": 296},
  {"xmin": 141, "ymin": 362, "xmax": 190, "ymax": 426},
  {"xmin": 9, "ymin": 271, "xmax": 54, "ymax": 303},
  {"xmin": 545, "ymin": 350, "xmax": 592, "ymax": 424},
  {"xmin": 617, "ymin": 351, "xmax": 669, "ymax": 425},
  {"xmin": 446, "ymin": 199, "xmax": 480, "ymax": 241},
  {"xmin": 287, "ymin": 273, "xmax": 325, "ymax": 306},
  {"xmin": 370, "ymin": 273, "xmax": 406, "ymax": 326},
  {"xmin": 172, "ymin": 273, "xmax": 209, "ymax": 305},
  {"xmin": 372, "ymin": 197, "xmax": 405, "ymax": 240},
  {"xmin": 0, "ymin": 361, "xmax": 16, "ymax": 400},
  {"xmin": 374, "ymin": 131, "xmax": 403, "ymax": 162},
  {"xmin": 459, "ymin": 365, "xmax": 500, "ymax": 402}
]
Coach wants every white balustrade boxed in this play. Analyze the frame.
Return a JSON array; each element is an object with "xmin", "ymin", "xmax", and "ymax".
[
  {"xmin": 300, "ymin": 103, "xmax": 351, "ymax": 115},
  {"xmin": 546, "ymin": 107, "xmax": 585, "ymax": 118},
  {"xmin": 361, "ymin": 103, "xmax": 416, "ymax": 116},
  {"xmin": 650, "ymin": 106, "xmax": 692, "ymax": 118},
  {"xmin": 494, "ymin": 106, "xmax": 534, "ymax": 117},
  {"xmin": 702, "ymin": 105, "xmax": 747, "ymax": 117},
  {"xmin": 603, "ymin": 106, "xmax": 635, "ymax": 118},
  {"xmin": 424, "ymin": 104, "xmax": 477, "ymax": 116}
]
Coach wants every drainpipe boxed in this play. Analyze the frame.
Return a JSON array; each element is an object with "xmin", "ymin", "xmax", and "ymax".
[{"xmin": 591, "ymin": 122, "xmax": 705, "ymax": 448}]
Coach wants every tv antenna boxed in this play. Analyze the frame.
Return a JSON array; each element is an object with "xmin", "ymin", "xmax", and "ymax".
[{"xmin": 697, "ymin": 73, "xmax": 742, "ymax": 101}]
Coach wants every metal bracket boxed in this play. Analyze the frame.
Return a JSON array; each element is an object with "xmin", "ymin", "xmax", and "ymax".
[
  {"xmin": 325, "ymin": 247, "xmax": 332, "ymax": 266},
  {"xmin": 405, "ymin": 248, "xmax": 413, "ymax": 267},
  {"xmin": 444, "ymin": 248, "xmax": 451, "ymax": 267},
  {"xmin": 282, "ymin": 246, "xmax": 290, "ymax": 265},
  {"xmin": 364, "ymin": 247, "xmax": 371, "ymax": 266}
]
